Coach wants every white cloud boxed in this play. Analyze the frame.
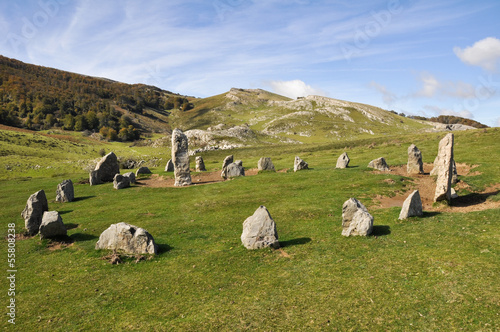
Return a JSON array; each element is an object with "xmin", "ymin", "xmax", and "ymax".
[
  {"xmin": 413, "ymin": 73, "xmax": 475, "ymax": 99},
  {"xmin": 454, "ymin": 37, "xmax": 500, "ymax": 72},
  {"xmin": 423, "ymin": 105, "xmax": 473, "ymax": 119},
  {"xmin": 268, "ymin": 80, "xmax": 326, "ymax": 99},
  {"xmin": 369, "ymin": 81, "xmax": 397, "ymax": 105}
]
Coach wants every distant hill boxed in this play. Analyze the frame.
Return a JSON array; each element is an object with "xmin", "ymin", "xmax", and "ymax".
[
  {"xmin": 169, "ymin": 88, "xmax": 441, "ymax": 147},
  {"xmin": 0, "ymin": 55, "xmax": 195, "ymax": 140}
]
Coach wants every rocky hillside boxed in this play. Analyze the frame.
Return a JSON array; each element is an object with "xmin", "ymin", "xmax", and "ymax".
[{"xmin": 170, "ymin": 88, "xmax": 440, "ymax": 149}]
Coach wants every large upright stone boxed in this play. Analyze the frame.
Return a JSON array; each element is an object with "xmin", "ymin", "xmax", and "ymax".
[
  {"xmin": 431, "ymin": 150, "xmax": 457, "ymax": 184},
  {"xmin": 342, "ymin": 198, "xmax": 373, "ymax": 237},
  {"xmin": 407, "ymin": 144, "xmax": 424, "ymax": 174},
  {"xmin": 258, "ymin": 157, "xmax": 275, "ymax": 171},
  {"xmin": 368, "ymin": 157, "xmax": 390, "ymax": 171},
  {"xmin": 56, "ymin": 179, "xmax": 74, "ymax": 202},
  {"xmin": 21, "ymin": 190, "xmax": 49, "ymax": 235},
  {"xmin": 39, "ymin": 211, "xmax": 67, "ymax": 239},
  {"xmin": 113, "ymin": 174, "xmax": 130, "ymax": 190},
  {"xmin": 399, "ymin": 190, "xmax": 423, "ymax": 220},
  {"xmin": 294, "ymin": 156, "xmax": 309, "ymax": 172},
  {"xmin": 196, "ymin": 156, "xmax": 207, "ymax": 172},
  {"xmin": 171, "ymin": 129, "xmax": 192, "ymax": 186},
  {"xmin": 95, "ymin": 222, "xmax": 158, "ymax": 254},
  {"xmin": 165, "ymin": 159, "xmax": 174, "ymax": 172},
  {"xmin": 241, "ymin": 206, "xmax": 279, "ymax": 250},
  {"xmin": 336, "ymin": 152, "xmax": 350, "ymax": 169},
  {"xmin": 94, "ymin": 152, "xmax": 120, "ymax": 183},
  {"xmin": 434, "ymin": 133, "xmax": 454, "ymax": 202},
  {"xmin": 221, "ymin": 155, "xmax": 234, "ymax": 179}
]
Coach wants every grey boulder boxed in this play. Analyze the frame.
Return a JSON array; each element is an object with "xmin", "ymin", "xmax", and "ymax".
[
  {"xmin": 95, "ymin": 222, "xmax": 158, "ymax": 254},
  {"xmin": 21, "ymin": 190, "xmax": 49, "ymax": 236},
  {"xmin": 89, "ymin": 170, "xmax": 101, "ymax": 186},
  {"xmin": 39, "ymin": 211, "xmax": 67, "ymax": 239},
  {"xmin": 224, "ymin": 162, "xmax": 245, "ymax": 178},
  {"xmin": 368, "ymin": 157, "xmax": 390, "ymax": 171},
  {"xmin": 336, "ymin": 152, "xmax": 350, "ymax": 169},
  {"xmin": 123, "ymin": 172, "xmax": 136, "ymax": 184},
  {"xmin": 342, "ymin": 198, "xmax": 373, "ymax": 237},
  {"xmin": 135, "ymin": 166, "xmax": 152, "ymax": 176},
  {"xmin": 196, "ymin": 156, "xmax": 207, "ymax": 172},
  {"xmin": 241, "ymin": 206, "xmax": 279, "ymax": 250},
  {"xmin": 294, "ymin": 156, "xmax": 308, "ymax": 172},
  {"xmin": 94, "ymin": 152, "xmax": 120, "ymax": 183},
  {"xmin": 399, "ymin": 190, "xmax": 423, "ymax": 220},
  {"xmin": 434, "ymin": 133, "xmax": 454, "ymax": 202},
  {"xmin": 165, "ymin": 159, "xmax": 174, "ymax": 172},
  {"xmin": 56, "ymin": 179, "xmax": 74, "ymax": 202},
  {"xmin": 258, "ymin": 157, "xmax": 275, "ymax": 171},
  {"xmin": 113, "ymin": 174, "xmax": 130, "ymax": 189}
]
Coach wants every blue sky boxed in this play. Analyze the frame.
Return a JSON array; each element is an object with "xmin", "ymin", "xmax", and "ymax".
[{"xmin": 1, "ymin": 0, "xmax": 500, "ymax": 126}]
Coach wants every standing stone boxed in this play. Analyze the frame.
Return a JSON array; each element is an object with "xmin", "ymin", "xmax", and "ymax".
[
  {"xmin": 399, "ymin": 190, "xmax": 423, "ymax": 220},
  {"xmin": 196, "ymin": 156, "xmax": 207, "ymax": 172},
  {"xmin": 123, "ymin": 172, "xmax": 136, "ymax": 184},
  {"xmin": 136, "ymin": 166, "xmax": 152, "ymax": 176},
  {"xmin": 434, "ymin": 133, "xmax": 454, "ymax": 202},
  {"xmin": 56, "ymin": 179, "xmax": 74, "ymax": 202},
  {"xmin": 407, "ymin": 144, "xmax": 424, "ymax": 174},
  {"xmin": 294, "ymin": 156, "xmax": 309, "ymax": 172},
  {"xmin": 39, "ymin": 211, "xmax": 67, "ymax": 239},
  {"xmin": 258, "ymin": 157, "xmax": 275, "ymax": 171},
  {"xmin": 368, "ymin": 157, "xmax": 390, "ymax": 171},
  {"xmin": 431, "ymin": 152, "xmax": 457, "ymax": 184},
  {"xmin": 171, "ymin": 128, "xmax": 192, "ymax": 186},
  {"xmin": 94, "ymin": 152, "xmax": 120, "ymax": 182},
  {"xmin": 89, "ymin": 170, "xmax": 101, "ymax": 186},
  {"xmin": 342, "ymin": 198, "xmax": 373, "ymax": 237},
  {"xmin": 21, "ymin": 190, "xmax": 49, "ymax": 236},
  {"xmin": 95, "ymin": 222, "xmax": 158, "ymax": 254},
  {"xmin": 113, "ymin": 174, "xmax": 130, "ymax": 190},
  {"xmin": 241, "ymin": 206, "xmax": 279, "ymax": 249},
  {"xmin": 221, "ymin": 155, "xmax": 234, "ymax": 179},
  {"xmin": 336, "ymin": 152, "xmax": 350, "ymax": 169},
  {"xmin": 165, "ymin": 159, "xmax": 174, "ymax": 172}
]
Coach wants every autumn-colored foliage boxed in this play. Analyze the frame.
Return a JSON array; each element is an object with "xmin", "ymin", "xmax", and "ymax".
[{"xmin": 0, "ymin": 55, "xmax": 193, "ymax": 140}]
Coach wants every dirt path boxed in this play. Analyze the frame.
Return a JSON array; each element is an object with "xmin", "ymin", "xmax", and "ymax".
[
  {"xmin": 374, "ymin": 163, "xmax": 500, "ymax": 213},
  {"xmin": 136, "ymin": 168, "xmax": 260, "ymax": 188}
]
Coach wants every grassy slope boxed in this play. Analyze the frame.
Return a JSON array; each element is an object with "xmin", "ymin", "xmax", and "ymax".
[
  {"xmin": 172, "ymin": 90, "xmax": 433, "ymax": 146},
  {"xmin": 0, "ymin": 128, "xmax": 498, "ymax": 330}
]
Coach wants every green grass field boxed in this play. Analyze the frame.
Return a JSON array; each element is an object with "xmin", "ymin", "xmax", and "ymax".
[{"xmin": 1, "ymin": 128, "xmax": 499, "ymax": 330}]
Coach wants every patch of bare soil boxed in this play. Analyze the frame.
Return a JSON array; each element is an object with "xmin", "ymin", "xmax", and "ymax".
[
  {"xmin": 374, "ymin": 163, "xmax": 499, "ymax": 213},
  {"xmin": 137, "ymin": 168, "xmax": 262, "ymax": 188},
  {"xmin": 47, "ymin": 241, "xmax": 74, "ymax": 251}
]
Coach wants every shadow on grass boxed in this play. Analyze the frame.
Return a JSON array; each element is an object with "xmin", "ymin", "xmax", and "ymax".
[
  {"xmin": 346, "ymin": 165, "xmax": 359, "ymax": 168},
  {"xmin": 451, "ymin": 190, "xmax": 499, "ymax": 207},
  {"xmin": 58, "ymin": 210, "xmax": 73, "ymax": 215},
  {"xmin": 64, "ymin": 223, "xmax": 79, "ymax": 230},
  {"xmin": 73, "ymin": 196, "xmax": 95, "ymax": 202},
  {"xmin": 280, "ymin": 237, "xmax": 312, "ymax": 248},
  {"xmin": 70, "ymin": 233, "xmax": 98, "ymax": 242},
  {"xmin": 371, "ymin": 225, "xmax": 391, "ymax": 236},
  {"xmin": 422, "ymin": 211, "xmax": 440, "ymax": 218},
  {"xmin": 157, "ymin": 243, "xmax": 173, "ymax": 254}
]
